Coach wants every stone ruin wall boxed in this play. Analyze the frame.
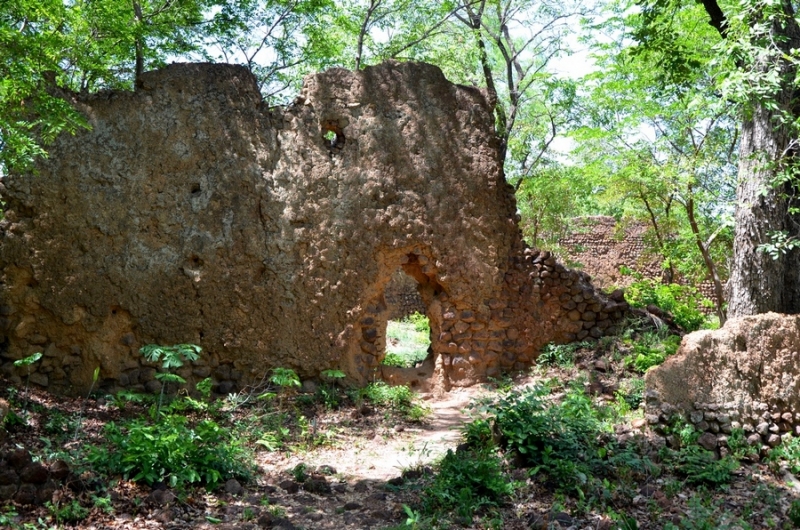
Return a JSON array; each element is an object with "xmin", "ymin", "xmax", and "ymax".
[
  {"xmin": 560, "ymin": 216, "xmax": 720, "ymax": 311},
  {"xmin": 560, "ymin": 216, "xmax": 663, "ymax": 288},
  {"xmin": 384, "ymin": 270, "xmax": 426, "ymax": 320},
  {"xmin": 0, "ymin": 61, "xmax": 628, "ymax": 396},
  {"xmin": 645, "ymin": 313, "xmax": 800, "ymax": 456}
]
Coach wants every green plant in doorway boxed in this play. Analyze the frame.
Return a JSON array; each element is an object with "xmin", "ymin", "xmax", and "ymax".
[{"xmin": 384, "ymin": 312, "xmax": 431, "ymax": 368}]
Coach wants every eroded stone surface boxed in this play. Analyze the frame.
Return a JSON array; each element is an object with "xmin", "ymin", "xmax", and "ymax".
[
  {"xmin": 0, "ymin": 61, "xmax": 625, "ymax": 394},
  {"xmin": 646, "ymin": 313, "xmax": 800, "ymax": 449}
]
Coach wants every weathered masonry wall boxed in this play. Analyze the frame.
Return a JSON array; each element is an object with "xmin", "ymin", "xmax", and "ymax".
[
  {"xmin": 560, "ymin": 216, "xmax": 720, "ymax": 310},
  {"xmin": 0, "ymin": 62, "xmax": 627, "ymax": 395},
  {"xmin": 385, "ymin": 270, "xmax": 426, "ymax": 320},
  {"xmin": 645, "ymin": 313, "xmax": 800, "ymax": 455}
]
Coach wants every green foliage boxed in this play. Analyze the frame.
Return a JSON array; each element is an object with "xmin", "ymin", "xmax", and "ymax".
[
  {"xmin": 43, "ymin": 409, "xmax": 79, "ymax": 439},
  {"xmin": 0, "ymin": 0, "xmax": 238, "ymax": 173},
  {"xmin": 617, "ymin": 378, "xmax": 645, "ymax": 410},
  {"xmin": 471, "ymin": 383, "xmax": 655, "ymax": 504},
  {"xmin": 47, "ymin": 499, "xmax": 89, "ymax": 524},
  {"xmin": 462, "ymin": 418, "xmax": 495, "ymax": 451},
  {"xmin": 316, "ymin": 387, "xmax": 342, "ymax": 411},
  {"xmin": 625, "ymin": 279, "xmax": 709, "ymax": 331},
  {"xmin": 269, "ymin": 367, "xmax": 300, "ymax": 389},
  {"xmin": 663, "ymin": 495, "xmax": 753, "ymax": 530},
  {"xmin": 140, "ymin": 343, "xmax": 202, "ymax": 413},
  {"xmin": 419, "ymin": 449, "xmax": 513, "ymax": 520},
  {"xmin": 571, "ymin": 1, "xmax": 735, "ymax": 314},
  {"xmin": 89, "ymin": 415, "xmax": 251, "ymax": 489},
  {"xmin": 788, "ymin": 499, "xmax": 800, "ymax": 527},
  {"xmin": 13, "ymin": 351, "xmax": 42, "ymax": 417},
  {"xmin": 291, "ymin": 463, "xmax": 308, "ymax": 482},
  {"xmin": 766, "ymin": 434, "xmax": 800, "ymax": 474},
  {"xmin": 486, "ymin": 386, "xmax": 593, "ymax": 493},
  {"xmin": 381, "ymin": 353, "xmax": 408, "ymax": 368},
  {"xmin": 92, "ymin": 495, "xmax": 114, "ymax": 515},
  {"xmin": 537, "ymin": 341, "xmax": 590, "ymax": 367},
  {"xmin": 662, "ymin": 445, "xmax": 737, "ymax": 486},
  {"xmin": 0, "ymin": 506, "xmax": 17, "ymax": 527},
  {"xmin": 253, "ymin": 412, "xmax": 291, "ymax": 452},
  {"xmin": 108, "ymin": 389, "xmax": 149, "ymax": 410},
  {"xmin": 355, "ymin": 382, "xmax": 429, "ymax": 421},
  {"xmin": 13, "ymin": 352, "xmax": 42, "ymax": 368},
  {"xmin": 321, "ymin": 369, "xmax": 345, "ymax": 380},
  {"xmin": 384, "ymin": 317, "xmax": 431, "ymax": 368},
  {"xmin": 360, "ymin": 381, "xmax": 412, "ymax": 409},
  {"xmin": 141, "ymin": 343, "xmax": 201, "ymax": 373},
  {"xmin": 517, "ymin": 165, "xmax": 600, "ymax": 249},
  {"xmin": 406, "ymin": 312, "xmax": 430, "ymax": 333},
  {"xmin": 725, "ymin": 428, "xmax": 757, "ymax": 461},
  {"xmin": 196, "ymin": 377, "xmax": 213, "ymax": 399},
  {"xmin": 625, "ymin": 332, "xmax": 680, "ymax": 373}
]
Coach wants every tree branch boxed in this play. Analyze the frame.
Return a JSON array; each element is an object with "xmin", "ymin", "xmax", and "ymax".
[{"xmin": 698, "ymin": 0, "xmax": 728, "ymax": 37}]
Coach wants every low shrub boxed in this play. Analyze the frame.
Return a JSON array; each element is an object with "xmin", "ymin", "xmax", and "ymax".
[
  {"xmin": 89, "ymin": 414, "xmax": 252, "ymax": 489},
  {"xmin": 664, "ymin": 495, "xmax": 752, "ymax": 529},
  {"xmin": 626, "ymin": 332, "xmax": 682, "ymax": 373},
  {"xmin": 624, "ymin": 279, "xmax": 708, "ymax": 331},
  {"xmin": 537, "ymin": 342, "xmax": 578, "ymax": 367},
  {"xmin": 662, "ymin": 444, "xmax": 737, "ymax": 486},
  {"xmin": 472, "ymin": 384, "xmax": 653, "ymax": 500},
  {"xmin": 480, "ymin": 386, "xmax": 601, "ymax": 491},
  {"xmin": 420, "ymin": 448, "xmax": 513, "ymax": 520},
  {"xmin": 789, "ymin": 498, "xmax": 800, "ymax": 527},
  {"xmin": 360, "ymin": 381, "xmax": 413, "ymax": 409},
  {"xmin": 47, "ymin": 499, "xmax": 89, "ymax": 525},
  {"xmin": 354, "ymin": 382, "xmax": 430, "ymax": 421},
  {"xmin": 767, "ymin": 434, "xmax": 800, "ymax": 474}
]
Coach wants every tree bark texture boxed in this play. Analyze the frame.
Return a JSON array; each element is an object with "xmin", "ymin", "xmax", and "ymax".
[
  {"xmin": 700, "ymin": 0, "xmax": 800, "ymax": 317},
  {"xmin": 728, "ymin": 103, "xmax": 800, "ymax": 317}
]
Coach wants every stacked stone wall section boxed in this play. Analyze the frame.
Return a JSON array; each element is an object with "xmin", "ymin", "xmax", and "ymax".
[{"xmin": 0, "ymin": 61, "xmax": 627, "ymax": 395}]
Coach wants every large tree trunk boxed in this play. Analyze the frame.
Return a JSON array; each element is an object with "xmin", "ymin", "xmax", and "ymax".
[
  {"xmin": 707, "ymin": 1, "xmax": 800, "ymax": 317},
  {"xmin": 727, "ymin": 103, "xmax": 800, "ymax": 317}
]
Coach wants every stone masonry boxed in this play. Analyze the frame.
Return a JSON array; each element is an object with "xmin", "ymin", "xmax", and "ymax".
[
  {"xmin": 0, "ymin": 61, "xmax": 628, "ymax": 395},
  {"xmin": 645, "ymin": 313, "xmax": 800, "ymax": 454},
  {"xmin": 560, "ymin": 216, "xmax": 720, "ymax": 311}
]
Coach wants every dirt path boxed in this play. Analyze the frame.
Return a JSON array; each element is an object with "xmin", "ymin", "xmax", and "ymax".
[{"xmin": 261, "ymin": 387, "xmax": 485, "ymax": 484}]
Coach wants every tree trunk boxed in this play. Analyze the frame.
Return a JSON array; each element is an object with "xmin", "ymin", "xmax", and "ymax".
[
  {"xmin": 727, "ymin": 103, "xmax": 800, "ymax": 317},
  {"xmin": 698, "ymin": 0, "xmax": 800, "ymax": 318},
  {"xmin": 685, "ymin": 192, "xmax": 727, "ymax": 324},
  {"xmin": 133, "ymin": 1, "xmax": 144, "ymax": 84},
  {"xmin": 725, "ymin": 3, "xmax": 800, "ymax": 317}
]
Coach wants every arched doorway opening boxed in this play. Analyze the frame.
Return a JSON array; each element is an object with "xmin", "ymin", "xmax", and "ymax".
[{"xmin": 357, "ymin": 251, "xmax": 446, "ymax": 391}]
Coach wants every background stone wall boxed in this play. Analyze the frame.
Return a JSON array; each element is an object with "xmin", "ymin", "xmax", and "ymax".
[
  {"xmin": 385, "ymin": 270, "xmax": 426, "ymax": 320},
  {"xmin": 560, "ymin": 216, "xmax": 720, "ymax": 311},
  {"xmin": 0, "ymin": 61, "xmax": 627, "ymax": 395}
]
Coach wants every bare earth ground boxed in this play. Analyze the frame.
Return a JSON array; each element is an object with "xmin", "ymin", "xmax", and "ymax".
[{"xmin": 3, "ymin": 346, "xmax": 800, "ymax": 530}]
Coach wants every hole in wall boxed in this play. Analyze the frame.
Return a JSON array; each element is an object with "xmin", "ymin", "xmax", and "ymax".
[{"xmin": 321, "ymin": 119, "xmax": 346, "ymax": 150}]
